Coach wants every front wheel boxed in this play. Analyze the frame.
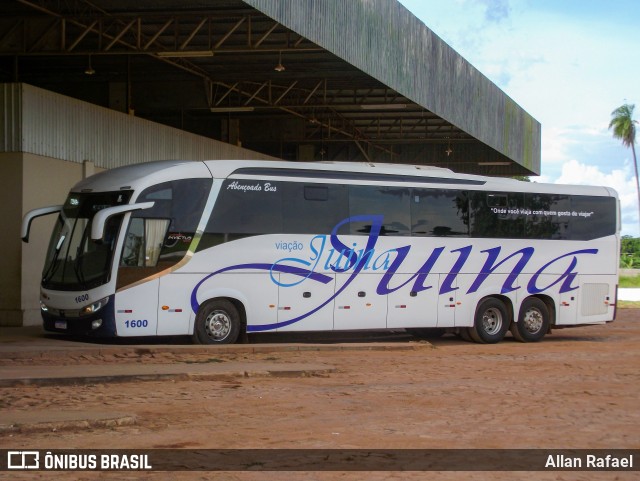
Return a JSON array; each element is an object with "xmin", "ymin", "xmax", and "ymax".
[
  {"xmin": 469, "ymin": 298, "xmax": 509, "ymax": 344},
  {"xmin": 193, "ymin": 299, "xmax": 241, "ymax": 345},
  {"xmin": 511, "ymin": 298, "xmax": 550, "ymax": 342}
]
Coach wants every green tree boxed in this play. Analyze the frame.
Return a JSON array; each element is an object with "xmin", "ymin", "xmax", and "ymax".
[
  {"xmin": 609, "ymin": 104, "xmax": 638, "ymax": 229},
  {"xmin": 620, "ymin": 235, "xmax": 640, "ymax": 268}
]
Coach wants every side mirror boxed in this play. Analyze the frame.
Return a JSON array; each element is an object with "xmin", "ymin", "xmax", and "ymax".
[
  {"xmin": 91, "ymin": 202, "xmax": 155, "ymax": 241},
  {"xmin": 21, "ymin": 205, "xmax": 63, "ymax": 242}
]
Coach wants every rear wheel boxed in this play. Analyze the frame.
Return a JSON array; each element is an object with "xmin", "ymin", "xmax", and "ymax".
[
  {"xmin": 469, "ymin": 298, "xmax": 509, "ymax": 344},
  {"xmin": 511, "ymin": 297, "xmax": 550, "ymax": 342},
  {"xmin": 193, "ymin": 299, "xmax": 241, "ymax": 345}
]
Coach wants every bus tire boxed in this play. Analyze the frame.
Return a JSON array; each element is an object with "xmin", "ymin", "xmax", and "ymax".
[
  {"xmin": 511, "ymin": 297, "xmax": 549, "ymax": 342},
  {"xmin": 469, "ymin": 298, "xmax": 509, "ymax": 344},
  {"xmin": 193, "ymin": 299, "xmax": 241, "ymax": 345}
]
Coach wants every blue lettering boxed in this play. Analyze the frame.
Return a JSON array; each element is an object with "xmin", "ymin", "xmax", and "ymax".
[
  {"xmin": 410, "ymin": 247, "xmax": 445, "ymax": 293},
  {"xmin": 329, "ymin": 215, "xmax": 383, "ymax": 272},
  {"xmin": 439, "ymin": 246, "xmax": 472, "ymax": 294},
  {"xmin": 309, "ymin": 235, "xmax": 325, "ymax": 262},
  {"xmin": 467, "ymin": 246, "xmax": 534, "ymax": 295},
  {"xmin": 527, "ymin": 249, "xmax": 598, "ymax": 294},
  {"xmin": 372, "ymin": 250, "xmax": 394, "ymax": 271},
  {"xmin": 190, "ymin": 215, "xmax": 599, "ymax": 332}
]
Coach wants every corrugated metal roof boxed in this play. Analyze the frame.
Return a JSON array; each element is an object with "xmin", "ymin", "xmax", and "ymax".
[
  {"xmin": 0, "ymin": 0, "xmax": 540, "ymax": 175},
  {"xmin": 1, "ymin": 83, "xmax": 278, "ymax": 168},
  {"xmin": 245, "ymin": 0, "xmax": 541, "ymax": 173}
]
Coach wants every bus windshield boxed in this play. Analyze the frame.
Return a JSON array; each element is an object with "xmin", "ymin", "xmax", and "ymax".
[{"xmin": 42, "ymin": 191, "xmax": 131, "ymax": 291}]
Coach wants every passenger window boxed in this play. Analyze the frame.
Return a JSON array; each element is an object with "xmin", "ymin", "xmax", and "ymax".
[
  {"xmin": 348, "ymin": 186, "xmax": 411, "ymax": 236},
  {"xmin": 470, "ymin": 192, "xmax": 525, "ymax": 238},
  {"xmin": 525, "ymin": 194, "xmax": 570, "ymax": 240},
  {"xmin": 571, "ymin": 196, "xmax": 616, "ymax": 240},
  {"xmin": 117, "ymin": 178, "xmax": 211, "ymax": 289},
  {"xmin": 121, "ymin": 218, "xmax": 170, "ymax": 267},
  {"xmin": 282, "ymin": 183, "xmax": 348, "ymax": 234},
  {"xmin": 207, "ymin": 180, "xmax": 283, "ymax": 235},
  {"xmin": 411, "ymin": 189, "xmax": 469, "ymax": 237}
]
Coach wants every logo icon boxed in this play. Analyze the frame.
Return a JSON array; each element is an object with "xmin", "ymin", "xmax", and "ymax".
[{"xmin": 7, "ymin": 451, "xmax": 40, "ymax": 469}]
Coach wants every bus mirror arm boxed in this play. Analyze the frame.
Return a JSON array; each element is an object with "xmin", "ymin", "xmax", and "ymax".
[
  {"xmin": 21, "ymin": 205, "xmax": 63, "ymax": 243},
  {"xmin": 91, "ymin": 202, "xmax": 155, "ymax": 242}
]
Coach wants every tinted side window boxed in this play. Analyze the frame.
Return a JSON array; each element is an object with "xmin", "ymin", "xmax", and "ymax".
[
  {"xmin": 525, "ymin": 194, "xmax": 571, "ymax": 240},
  {"xmin": 570, "ymin": 195, "xmax": 617, "ymax": 240},
  {"xmin": 134, "ymin": 179, "xmax": 210, "ymax": 228},
  {"xmin": 469, "ymin": 191, "xmax": 525, "ymax": 238},
  {"xmin": 207, "ymin": 180, "xmax": 283, "ymax": 235},
  {"xmin": 349, "ymin": 186, "xmax": 411, "ymax": 236},
  {"xmin": 411, "ymin": 189, "xmax": 469, "ymax": 237},
  {"xmin": 118, "ymin": 178, "xmax": 212, "ymax": 289},
  {"xmin": 282, "ymin": 183, "xmax": 348, "ymax": 234}
]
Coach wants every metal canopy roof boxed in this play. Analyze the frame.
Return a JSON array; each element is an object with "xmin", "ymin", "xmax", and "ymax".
[{"xmin": 0, "ymin": 0, "xmax": 540, "ymax": 175}]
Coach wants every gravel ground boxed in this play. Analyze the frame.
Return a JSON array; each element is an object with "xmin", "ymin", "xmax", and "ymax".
[{"xmin": 2, "ymin": 309, "xmax": 639, "ymax": 481}]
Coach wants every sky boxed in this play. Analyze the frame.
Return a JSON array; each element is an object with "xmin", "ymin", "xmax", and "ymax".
[{"xmin": 399, "ymin": 0, "xmax": 640, "ymax": 236}]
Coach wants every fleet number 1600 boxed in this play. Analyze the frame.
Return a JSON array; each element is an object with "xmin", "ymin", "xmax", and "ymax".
[{"xmin": 125, "ymin": 320, "xmax": 148, "ymax": 328}]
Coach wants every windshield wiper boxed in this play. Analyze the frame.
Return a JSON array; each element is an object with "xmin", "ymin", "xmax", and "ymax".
[
  {"xmin": 42, "ymin": 235, "xmax": 65, "ymax": 284},
  {"xmin": 74, "ymin": 225, "xmax": 90, "ymax": 290},
  {"xmin": 73, "ymin": 254, "xmax": 87, "ymax": 289}
]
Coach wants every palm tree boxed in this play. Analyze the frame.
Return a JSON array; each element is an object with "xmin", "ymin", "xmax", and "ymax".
[{"xmin": 609, "ymin": 103, "xmax": 638, "ymax": 229}]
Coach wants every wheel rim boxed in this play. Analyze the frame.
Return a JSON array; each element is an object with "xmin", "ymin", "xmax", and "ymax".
[
  {"xmin": 522, "ymin": 307, "xmax": 544, "ymax": 334},
  {"xmin": 481, "ymin": 307, "xmax": 503, "ymax": 335},
  {"xmin": 204, "ymin": 310, "xmax": 231, "ymax": 341}
]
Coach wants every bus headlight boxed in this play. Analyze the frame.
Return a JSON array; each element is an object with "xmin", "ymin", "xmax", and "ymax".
[
  {"xmin": 81, "ymin": 297, "xmax": 109, "ymax": 316},
  {"xmin": 91, "ymin": 319, "xmax": 103, "ymax": 330},
  {"xmin": 40, "ymin": 301, "xmax": 49, "ymax": 312}
]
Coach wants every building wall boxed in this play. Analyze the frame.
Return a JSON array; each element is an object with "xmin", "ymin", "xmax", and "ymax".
[
  {"xmin": 0, "ymin": 153, "xmax": 23, "ymax": 325},
  {"xmin": 20, "ymin": 155, "xmax": 100, "ymax": 325},
  {"xmin": 1, "ymin": 83, "xmax": 278, "ymax": 326},
  {"xmin": 0, "ymin": 153, "xmax": 104, "ymax": 326}
]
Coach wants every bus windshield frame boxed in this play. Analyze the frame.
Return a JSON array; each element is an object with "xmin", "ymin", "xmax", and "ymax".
[{"xmin": 41, "ymin": 191, "xmax": 131, "ymax": 291}]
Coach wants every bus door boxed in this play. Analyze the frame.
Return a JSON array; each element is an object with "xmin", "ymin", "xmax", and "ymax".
[{"xmin": 114, "ymin": 216, "xmax": 170, "ymax": 336}]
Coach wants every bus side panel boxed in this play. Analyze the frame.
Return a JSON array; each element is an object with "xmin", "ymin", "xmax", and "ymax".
[
  {"xmin": 437, "ymin": 274, "xmax": 457, "ymax": 328},
  {"xmin": 157, "ymin": 273, "xmax": 195, "ymax": 335},
  {"xmin": 574, "ymin": 274, "xmax": 617, "ymax": 324},
  {"xmin": 277, "ymin": 272, "xmax": 336, "ymax": 332},
  {"xmin": 115, "ymin": 280, "xmax": 159, "ymax": 336},
  {"xmin": 192, "ymin": 273, "xmax": 278, "ymax": 332},
  {"xmin": 385, "ymin": 273, "xmax": 439, "ymax": 328},
  {"xmin": 333, "ymin": 273, "xmax": 387, "ymax": 330}
]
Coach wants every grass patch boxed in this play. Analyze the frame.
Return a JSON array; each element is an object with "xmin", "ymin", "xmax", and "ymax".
[
  {"xmin": 618, "ymin": 276, "xmax": 640, "ymax": 288},
  {"xmin": 616, "ymin": 300, "xmax": 640, "ymax": 309}
]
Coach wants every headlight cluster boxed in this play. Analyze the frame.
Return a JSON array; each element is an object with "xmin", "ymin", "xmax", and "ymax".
[
  {"xmin": 80, "ymin": 297, "xmax": 109, "ymax": 316},
  {"xmin": 39, "ymin": 296, "xmax": 109, "ymax": 317}
]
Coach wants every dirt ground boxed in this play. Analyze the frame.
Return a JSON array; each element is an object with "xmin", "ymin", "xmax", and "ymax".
[{"xmin": 2, "ymin": 310, "xmax": 639, "ymax": 481}]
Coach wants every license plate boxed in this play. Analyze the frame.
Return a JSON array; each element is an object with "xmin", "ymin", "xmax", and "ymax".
[{"xmin": 55, "ymin": 321, "xmax": 67, "ymax": 330}]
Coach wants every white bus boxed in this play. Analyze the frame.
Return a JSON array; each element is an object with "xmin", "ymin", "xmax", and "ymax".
[{"xmin": 22, "ymin": 160, "xmax": 619, "ymax": 344}]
